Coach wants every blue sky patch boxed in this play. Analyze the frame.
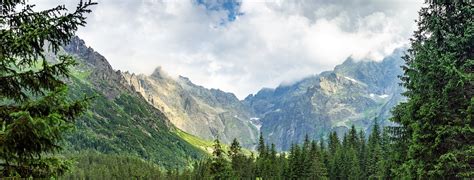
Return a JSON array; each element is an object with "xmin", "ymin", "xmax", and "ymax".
[{"xmin": 196, "ymin": 0, "xmax": 243, "ymax": 23}]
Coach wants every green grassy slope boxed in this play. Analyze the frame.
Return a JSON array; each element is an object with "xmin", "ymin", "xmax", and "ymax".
[
  {"xmin": 176, "ymin": 129, "xmax": 254, "ymax": 156},
  {"xmin": 64, "ymin": 75, "xmax": 207, "ymax": 168},
  {"xmin": 55, "ymin": 37, "xmax": 209, "ymax": 171}
]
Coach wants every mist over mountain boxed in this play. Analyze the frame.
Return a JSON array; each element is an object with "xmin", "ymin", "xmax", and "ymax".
[
  {"xmin": 118, "ymin": 44, "xmax": 406, "ymax": 151},
  {"xmin": 244, "ymin": 49, "xmax": 405, "ymax": 150}
]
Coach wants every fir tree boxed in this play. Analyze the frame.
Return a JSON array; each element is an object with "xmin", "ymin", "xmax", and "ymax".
[
  {"xmin": 228, "ymin": 138, "xmax": 247, "ymax": 178},
  {"xmin": 367, "ymin": 120, "xmax": 383, "ymax": 179},
  {"xmin": 328, "ymin": 131, "xmax": 340, "ymax": 156},
  {"xmin": 301, "ymin": 134, "xmax": 312, "ymax": 178},
  {"xmin": 210, "ymin": 138, "xmax": 231, "ymax": 179},
  {"xmin": 391, "ymin": 1, "xmax": 473, "ymax": 178},
  {"xmin": 0, "ymin": 0, "xmax": 95, "ymax": 177},
  {"xmin": 347, "ymin": 147, "xmax": 362, "ymax": 180},
  {"xmin": 358, "ymin": 130, "xmax": 368, "ymax": 179},
  {"xmin": 348, "ymin": 125, "xmax": 360, "ymax": 150},
  {"xmin": 257, "ymin": 131, "xmax": 266, "ymax": 156},
  {"xmin": 309, "ymin": 140, "xmax": 328, "ymax": 179}
]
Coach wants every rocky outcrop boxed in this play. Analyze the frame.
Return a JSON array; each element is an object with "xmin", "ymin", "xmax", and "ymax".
[
  {"xmin": 122, "ymin": 68, "xmax": 259, "ymax": 148},
  {"xmin": 244, "ymin": 49, "xmax": 405, "ymax": 150},
  {"xmin": 64, "ymin": 37, "xmax": 133, "ymax": 99},
  {"xmin": 60, "ymin": 37, "xmax": 205, "ymax": 167}
]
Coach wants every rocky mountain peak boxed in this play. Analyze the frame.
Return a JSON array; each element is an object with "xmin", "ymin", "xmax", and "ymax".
[
  {"xmin": 64, "ymin": 36, "xmax": 132, "ymax": 99},
  {"xmin": 150, "ymin": 66, "xmax": 168, "ymax": 79}
]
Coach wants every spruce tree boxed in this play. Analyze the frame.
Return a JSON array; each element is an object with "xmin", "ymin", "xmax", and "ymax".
[
  {"xmin": 328, "ymin": 131, "xmax": 340, "ymax": 156},
  {"xmin": 228, "ymin": 138, "xmax": 246, "ymax": 178},
  {"xmin": 210, "ymin": 138, "xmax": 231, "ymax": 179},
  {"xmin": 319, "ymin": 136, "xmax": 330, "ymax": 170},
  {"xmin": 257, "ymin": 131, "xmax": 266, "ymax": 156},
  {"xmin": 301, "ymin": 134, "xmax": 312, "ymax": 178},
  {"xmin": 348, "ymin": 125, "xmax": 360, "ymax": 150},
  {"xmin": 391, "ymin": 1, "xmax": 473, "ymax": 178},
  {"xmin": 287, "ymin": 143, "xmax": 301, "ymax": 179},
  {"xmin": 0, "ymin": 0, "xmax": 95, "ymax": 177},
  {"xmin": 255, "ymin": 131, "xmax": 268, "ymax": 178},
  {"xmin": 367, "ymin": 120, "xmax": 383, "ymax": 179},
  {"xmin": 347, "ymin": 147, "xmax": 362, "ymax": 180},
  {"xmin": 358, "ymin": 130, "xmax": 368, "ymax": 179},
  {"xmin": 309, "ymin": 140, "xmax": 328, "ymax": 179}
]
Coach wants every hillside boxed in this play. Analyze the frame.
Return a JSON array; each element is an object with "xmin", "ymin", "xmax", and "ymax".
[{"xmin": 60, "ymin": 37, "xmax": 206, "ymax": 168}]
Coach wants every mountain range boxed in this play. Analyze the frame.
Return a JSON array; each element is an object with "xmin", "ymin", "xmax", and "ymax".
[
  {"xmin": 244, "ymin": 50, "xmax": 405, "ymax": 150},
  {"xmin": 117, "ymin": 41, "xmax": 405, "ymax": 150},
  {"xmin": 59, "ymin": 36, "xmax": 405, "ymax": 164}
]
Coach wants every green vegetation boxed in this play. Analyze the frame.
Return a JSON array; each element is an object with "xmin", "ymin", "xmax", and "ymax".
[
  {"xmin": 183, "ymin": 121, "xmax": 398, "ymax": 179},
  {"xmin": 1, "ymin": 0, "xmax": 471, "ymax": 179},
  {"xmin": 390, "ymin": 1, "xmax": 473, "ymax": 178},
  {"xmin": 62, "ymin": 151, "xmax": 165, "ymax": 179},
  {"xmin": 1, "ymin": 1, "xmax": 206, "ymax": 178},
  {"xmin": 64, "ymin": 75, "xmax": 207, "ymax": 169},
  {"xmin": 176, "ymin": 129, "xmax": 216, "ymax": 153},
  {"xmin": 0, "ymin": 0, "xmax": 95, "ymax": 177},
  {"xmin": 176, "ymin": 129, "xmax": 252, "ymax": 156}
]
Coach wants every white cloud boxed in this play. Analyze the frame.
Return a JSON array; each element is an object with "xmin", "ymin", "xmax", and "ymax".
[{"xmin": 32, "ymin": 0, "xmax": 423, "ymax": 99}]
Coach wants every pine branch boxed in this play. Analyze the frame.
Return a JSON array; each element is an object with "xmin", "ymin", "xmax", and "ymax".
[
  {"xmin": 0, "ymin": 56, "xmax": 76, "ymax": 101},
  {"xmin": 0, "ymin": 0, "xmax": 96, "ymax": 67}
]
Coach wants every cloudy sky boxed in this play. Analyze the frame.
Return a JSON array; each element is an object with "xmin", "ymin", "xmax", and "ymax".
[{"xmin": 34, "ymin": 0, "xmax": 423, "ymax": 99}]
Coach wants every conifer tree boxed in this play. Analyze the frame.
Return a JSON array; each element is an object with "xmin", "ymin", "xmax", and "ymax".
[
  {"xmin": 329, "ymin": 146, "xmax": 344, "ymax": 180},
  {"xmin": 257, "ymin": 131, "xmax": 266, "ymax": 156},
  {"xmin": 367, "ymin": 120, "xmax": 383, "ymax": 179},
  {"xmin": 210, "ymin": 138, "xmax": 231, "ymax": 179},
  {"xmin": 0, "ymin": 0, "xmax": 95, "ymax": 177},
  {"xmin": 328, "ymin": 131, "xmax": 340, "ymax": 156},
  {"xmin": 301, "ymin": 135, "xmax": 312, "ymax": 178},
  {"xmin": 319, "ymin": 136, "xmax": 330, "ymax": 169},
  {"xmin": 348, "ymin": 125, "xmax": 360, "ymax": 150},
  {"xmin": 391, "ymin": 1, "xmax": 473, "ymax": 178},
  {"xmin": 347, "ymin": 147, "xmax": 362, "ymax": 180},
  {"xmin": 287, "ymin": 143, "xmax": 301, "ymax": 179},
  {"xmin": 228, "ymin": 138, "xmax": 246, "ymax": 178},
  {"xmin": 309, "ymin": 140, "xmax": 328, "ymax": 179},
  {"xmin": 358, "ymin": 130, "xmax": 368, "ymax": 179}
]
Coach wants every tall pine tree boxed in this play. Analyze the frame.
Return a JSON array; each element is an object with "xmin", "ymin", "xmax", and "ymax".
[
  {"xmin": 210, "ymin": 138, "xmax": 231, "ymax": 179},
  {"xmin": 0, "ymin": 0, "xmax": 95, "ymax": 177},
  {"xmin": 391, "ymin": 1, "xmax": 473, "ymax": 178}
]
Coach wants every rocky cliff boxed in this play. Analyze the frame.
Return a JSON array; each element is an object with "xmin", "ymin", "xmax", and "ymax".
[
  {"xmin": 121, "ymin": 68, "xmax": 259, "ymax": 148},
  {"xmin": 244, "ymin": 49, "xmax": 405, "ymax": 150},
  {"xmin": 60, "ymin": 37, "xmax": 205, "ymax": 167}
]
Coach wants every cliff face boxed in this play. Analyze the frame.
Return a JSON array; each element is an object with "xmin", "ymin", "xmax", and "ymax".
[
  {"xmin": 118, "ymin": 48, "xmax": 405, "ymax": 151},
  {"xmin": 244, "ymin": 49, "xmax": 405, "ymax": 150},
  {"xmin": 122, "ymin": 68, "xmax": 259, "ymax": 148}
]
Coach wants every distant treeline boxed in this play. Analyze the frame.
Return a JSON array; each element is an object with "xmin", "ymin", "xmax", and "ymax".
[
  {"xmin": 65, "ymin": 120, "xmax": 405, "ymax": 179},
  {"xmin": 178, "ymin": 120, "xmax": 402, "ymax": 179}
]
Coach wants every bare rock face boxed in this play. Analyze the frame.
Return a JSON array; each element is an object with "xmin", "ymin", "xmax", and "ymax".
[
  {"xmin": 244, "ymin": 49, "xmax": 405, "ymax": 150},
  {"xmin": 119, "ymin": 48, "xmax": 405, "ymax": 151},
  {"xmin": 64, "ymin": 37, "xmax": 133, "ymax": 99},
  {"xmin": 64, "ymin": 36, "xmax": 405, "ymax": 152},
  {"xmin": 122, "ymin": 68, "xmax": 259, "ymax": 148},
  {"xmin": 59, "ymin": 37, "xmax": 205, "ymax": 167}
]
